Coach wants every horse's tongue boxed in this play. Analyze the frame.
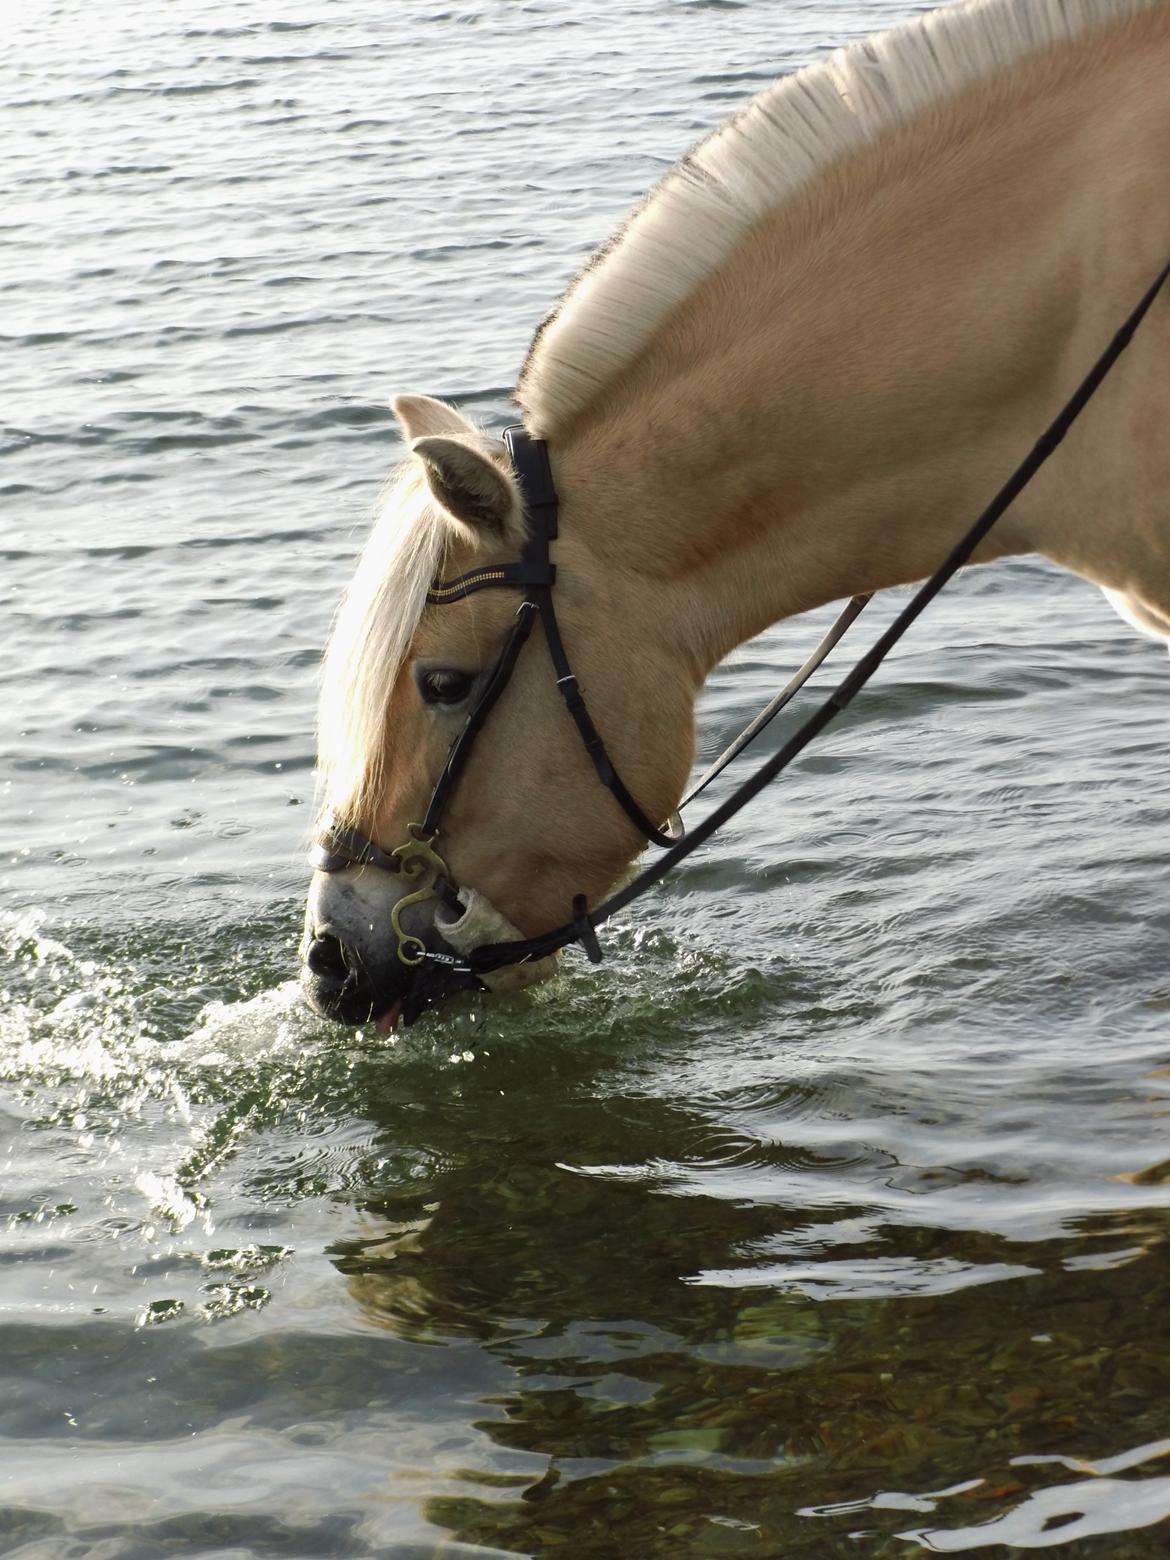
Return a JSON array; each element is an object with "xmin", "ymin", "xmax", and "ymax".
[{"xmin": 376, "ymin": 1001, "xmax": 402, "ymax": 1035}]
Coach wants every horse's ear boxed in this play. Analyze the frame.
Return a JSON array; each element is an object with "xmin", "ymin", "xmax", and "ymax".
[
  {"xmin": 410, "ymin": 435, "xmax": 522, "ymax": 542},
  {"xmin": 391, "ymin": 394, "xmax": 479, "ymax": 442}
]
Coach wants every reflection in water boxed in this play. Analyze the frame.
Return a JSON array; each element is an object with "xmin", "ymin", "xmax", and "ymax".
[{"xmin": 323, "ymin": 1036, "xmax": 1170, "ymax": 1557}]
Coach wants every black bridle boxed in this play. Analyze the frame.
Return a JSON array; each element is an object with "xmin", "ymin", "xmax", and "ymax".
[
  {"xmin": 312, "ymin": 257, "xmax": 1170, "ymax": 987},
  {"xmin": 423, "ymin": 430, "xmax": 683, "ymax": 851}
]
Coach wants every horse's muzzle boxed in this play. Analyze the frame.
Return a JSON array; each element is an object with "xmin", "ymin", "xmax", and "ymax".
[{"xmin": 300, "ymin": 927, "xmax": 479, "ymax": 1028}]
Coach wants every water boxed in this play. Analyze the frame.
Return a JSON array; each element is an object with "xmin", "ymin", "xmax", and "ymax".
[{"xmin": 3, "ymin": 2, "xmax": 1169, "ymax": 1555}]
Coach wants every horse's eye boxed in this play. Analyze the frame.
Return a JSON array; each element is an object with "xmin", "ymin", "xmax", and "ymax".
[{"xmin": 417, "ymin": 668, "xmax": 475, "ymax": 707}]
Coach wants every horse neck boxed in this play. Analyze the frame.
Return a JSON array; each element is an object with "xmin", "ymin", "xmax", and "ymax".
[{"xmin": 551, "ymin": 6, "xmax": 1170, "ymax": 679}]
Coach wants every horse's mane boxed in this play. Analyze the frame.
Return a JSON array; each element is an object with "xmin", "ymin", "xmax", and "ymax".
[
  {"xmin": 317, "ymin": 462, "xmax": 446, "ymax": 812},
  {"xmin": 518, "ymin": 0, "xmax": 1157, "ymax": 435}
]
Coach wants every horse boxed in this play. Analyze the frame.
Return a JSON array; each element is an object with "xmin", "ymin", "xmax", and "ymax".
[{"xmin": 301, "ymin": 0, "xmax": 1170, "ymax": 1029}]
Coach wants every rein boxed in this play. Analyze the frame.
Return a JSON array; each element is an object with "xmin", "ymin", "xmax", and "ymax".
[{"xmin": 313, "ymin": 257, "xmax": 1170, "ymax": 985}]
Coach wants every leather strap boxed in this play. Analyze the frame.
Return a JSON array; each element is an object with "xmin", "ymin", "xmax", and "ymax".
[
  {"xmin": 310, "ymin": 814, "xmax": 402, "ymax": 875},
  {"xmin": 418, "ymin": 427, "xmax": 676, "ymax": 850},
  {"xmin": 421, "ymin": 600, "xmax": 539, "ymax": 836}
]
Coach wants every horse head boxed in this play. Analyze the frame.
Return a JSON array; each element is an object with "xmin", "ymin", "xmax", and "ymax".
[{"xmin": 301, "ymin": 396, "xmax": 696, "ymax": 1027}]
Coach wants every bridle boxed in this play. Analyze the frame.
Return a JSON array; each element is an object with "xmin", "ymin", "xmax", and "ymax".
[
  {"xmin": 312, "ymin": 426, "xmax": 691, "ymax": 969},
  {"xmin": 312, "ymin": 257, "xmax": 1170, "ymax": 991}
]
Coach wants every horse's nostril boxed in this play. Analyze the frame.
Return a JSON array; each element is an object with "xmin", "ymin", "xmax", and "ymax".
[{"xmin": 305, "ymin": 932, "xmax": 349, "ymax": 983}]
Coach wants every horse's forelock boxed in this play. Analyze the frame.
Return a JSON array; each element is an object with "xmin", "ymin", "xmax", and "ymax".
[{"xmin": 317, "ymin": 462, "xmax": 448, "ymax": 816}]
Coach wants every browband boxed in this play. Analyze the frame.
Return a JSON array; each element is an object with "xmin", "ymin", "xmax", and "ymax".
[{"xmin": 426, "ymin": 561, "xmax": 555, "ymax": 605}]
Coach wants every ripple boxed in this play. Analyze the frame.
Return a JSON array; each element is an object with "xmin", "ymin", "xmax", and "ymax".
[
  {"xmin": 688, "ymin": 1253, "xmax": 1040, "ymax": 1299},
  {"xmin": 893, "ymin": 1438, "xmax": 1170, "ymax": 1551}
]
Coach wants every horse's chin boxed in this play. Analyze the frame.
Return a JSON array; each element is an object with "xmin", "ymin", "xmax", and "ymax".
[{"xmin": 300, "ymin": 957, "xmax": 480, "ymax": 1030}]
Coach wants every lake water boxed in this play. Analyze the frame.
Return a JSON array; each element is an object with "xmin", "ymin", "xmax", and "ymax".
[{"xmin": 3, "ymin": 2, "xmax": 1169, "ymax": 1555}]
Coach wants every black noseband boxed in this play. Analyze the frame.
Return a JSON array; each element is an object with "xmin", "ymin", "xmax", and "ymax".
[{"xmin": 309, "ymin": 819, "xmax": 404, "ymax": 876}]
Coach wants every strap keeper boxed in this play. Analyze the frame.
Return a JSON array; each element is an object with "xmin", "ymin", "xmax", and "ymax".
[
  {"xmin": 571, "ymin": 895, "xmax": 603, "ymax": 964},
  {"xmin": 557, "ymin": 675, "xmax": 585, "ymax": 712}
]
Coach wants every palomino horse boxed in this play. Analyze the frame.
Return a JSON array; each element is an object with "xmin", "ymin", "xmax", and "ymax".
[{"xmin": 302, "ymin": 0, "xmax": 1170, "ymax": 1028}]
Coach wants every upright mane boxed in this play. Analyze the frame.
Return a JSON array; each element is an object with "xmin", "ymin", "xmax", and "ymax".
[
  {"xmin": 517, "ymin": 0, "xmax": 1157, "ymax": 436},
  {"xmin": 317, "ymin": 463, "xmax": 447, "ymax": 814}
]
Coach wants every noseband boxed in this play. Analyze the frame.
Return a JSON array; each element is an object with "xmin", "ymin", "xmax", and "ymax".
[{"xmin": 312, "ymin": 256, "xmax": 1170, "ymax": 989}]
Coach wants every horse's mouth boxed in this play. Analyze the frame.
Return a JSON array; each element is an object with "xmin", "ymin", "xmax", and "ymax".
[{"xmin": 301, "ymin": 956, "xmax": 480, "ymax": 1030}]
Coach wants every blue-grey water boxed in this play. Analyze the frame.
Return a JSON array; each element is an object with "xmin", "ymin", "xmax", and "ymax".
[{"xmin": 3, "ymin": 2, "xmax": 1169, "ymax": 1556}]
